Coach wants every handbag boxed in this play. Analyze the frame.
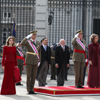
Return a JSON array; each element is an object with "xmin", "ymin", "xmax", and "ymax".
[{"xmin": 14, "ymin": 67, "xmax": 22, "ymax": 83}]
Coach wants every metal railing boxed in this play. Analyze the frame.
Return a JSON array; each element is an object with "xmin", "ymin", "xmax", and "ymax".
[{"xmin": 48, "ymin": 0, "xmax": 100, "ymax": 49}]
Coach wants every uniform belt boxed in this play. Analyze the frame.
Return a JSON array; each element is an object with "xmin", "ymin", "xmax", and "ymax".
[
  {"xmin": 51, "ymin": 57, "xmax": 55, "ymax": 59},
  {"xmin": 74, "ymin": 49, "xmax": 86, "ymax": 59},
  {"xmin": 27, "ymin": 52, "xmax": 38, "ymax": 55}
]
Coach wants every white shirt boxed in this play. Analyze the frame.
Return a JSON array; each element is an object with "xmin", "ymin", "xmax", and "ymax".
[
  {"xmin": 61, "ymin": 45, "xmax": 65, "ymax": 49},
  {"xmin": 42, "ymin": 44, "xmax": 47, "ymax": 51}
]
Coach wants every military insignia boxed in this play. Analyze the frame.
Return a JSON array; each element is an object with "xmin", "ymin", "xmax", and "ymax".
[{"xmin": 37, "ymin": 45, "xmax": 40, "ymax": 50}]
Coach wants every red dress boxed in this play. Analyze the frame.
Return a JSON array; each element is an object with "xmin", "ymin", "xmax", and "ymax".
[
  {"xmin": 87, "ymin": 42, "xmax": 100, "ymax": 88},
  {"xmin": 1, "ymin": 46, "xmax": 18, "ymax": 95}
]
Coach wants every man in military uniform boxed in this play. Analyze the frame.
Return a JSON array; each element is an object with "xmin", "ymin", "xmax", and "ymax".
[
  {"xmin": 21, "ymin": 31, "xmax": 41, "ymax": 94},
  {"xmin": 72, "ymin": 30, "xmax": 86, "ymax": 88},
  {"xmin": 50, "ymin": 43, "xmax": 57, "ymax": 80},
  {"xmin": 16, "ymin": 41, "xmax": 25, "ymax": 86}
]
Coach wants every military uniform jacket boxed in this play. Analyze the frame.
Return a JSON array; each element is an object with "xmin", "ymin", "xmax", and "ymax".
[
  {"xmin": 21, "ymin": 38, "xmax": 41, "ymax": 65},
  {"xmin": 16, "ymin": 47, "xmax": 25, "ymax": 65},
  {"xmin": 72, "ymin": 37, "xmax": 86, "ymax": 62}
]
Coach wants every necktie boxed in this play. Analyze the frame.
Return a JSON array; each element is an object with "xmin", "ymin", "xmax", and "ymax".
[
  {"xmin": 44, "ymin": 46, "xmax": 46, "ymax": 51},
  {"xmin": 62, "ymin": 46, "xmax": 65, "ymax": 51},
  {"xmin": 33, "ymin": 40, "xmax": 35, "ymax": 44}
]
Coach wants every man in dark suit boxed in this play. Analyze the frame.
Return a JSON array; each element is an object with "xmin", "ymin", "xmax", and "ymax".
[
  {"xmin": 38, "ymin": 37, "xmax": 51, "ymax": 86},
  {"xmin": 50, "ymin": 43, "xmax": 57, "ymax": 80},
  {"xmin": 55, "ymin": 39, "xmax": 70, "ymax": 86}
]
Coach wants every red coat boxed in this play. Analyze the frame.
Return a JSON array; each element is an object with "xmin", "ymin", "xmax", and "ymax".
[
  {"xmin": 1, "ymin": 46, "xmax": 18, "ymax": 95},
  {"xmin": 87, "ymin": 43, "xmax": 100, "ymax": 87},
  {"xmin": 2, "ymin": 46, "xmax": 18, "ymax": 66}
]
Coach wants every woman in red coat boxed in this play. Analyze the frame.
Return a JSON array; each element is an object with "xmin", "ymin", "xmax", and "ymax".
[
  {"xmin": 88, "ymin": 34, "xmax": 100, "ymax": 88},
  {"xmin": 1, "ymin": 36, "xmax": 18, "ymax": 95}
]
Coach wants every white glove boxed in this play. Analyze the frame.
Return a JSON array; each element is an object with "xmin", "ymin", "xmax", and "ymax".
[
  {"xmin": 85, "ymin": 59, "xmax": 87, "ymax": 62},
  {"xmin": 75, "ymin": 33, "xmax": 79, "ymax": 38},
  {"xmin": 38, "ymin": 62, "xmax": 40, "ymax": 66},
  {"xmin": 26, "ymin": 34, "xmax": 32, "ymax": 39}
]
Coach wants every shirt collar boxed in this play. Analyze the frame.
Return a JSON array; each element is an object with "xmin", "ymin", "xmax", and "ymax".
[
  {"xmin": 77, "ymin": 37, "xmax": 81, "ymax": 40},
  {"xmin": 42, "ymin": 44, "xmax": 47, "ymax": 47},
  {"xmin": 61, "ymin": 45, "xmax": 65, "ymax": 48},
  {"xmin": 18, "ymin": 47, "xmax": 22, "ymax": 50},
  {"xmin": 30, "ymin": 38, "xmax": 36, "ymax": 43}
]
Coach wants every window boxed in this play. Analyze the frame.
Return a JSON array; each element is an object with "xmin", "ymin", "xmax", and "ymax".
[
  {"xmin": 3, "ymin": 12, "xmax": 11, "ymax": 18},
  {"xmin": 4, "ymin": 13, "xmax": 7, "ymax": 17},
  {"xmin": 2, "ymin": 28, "xmax": 7, "ymax": 32},
  {"xmin": 8, "ymin": 28, "xmax": 11, "ymax": 32},
  {"xmin": 8, "ymin": 13, "xmax": 11, "ymax": 18},
  {"xmin": 2, "ymin": 32, "xmax": 8, "ymax": 45}
]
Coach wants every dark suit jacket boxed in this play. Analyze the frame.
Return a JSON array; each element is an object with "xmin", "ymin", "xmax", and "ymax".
[
  {"xmin": 40, "ymin": 45, "xmax": 51, "ymax": 68},
  {"xmin": 55, "ymin": 45, "xmax": 70, "ymax": 67}
]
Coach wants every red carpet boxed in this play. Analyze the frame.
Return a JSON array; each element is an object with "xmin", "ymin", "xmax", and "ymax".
[{"xmin": 34, "ymin": 86, "xmax": 100, "ymax": 96}]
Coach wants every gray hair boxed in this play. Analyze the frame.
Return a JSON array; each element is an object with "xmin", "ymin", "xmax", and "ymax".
[{"xmin": 59, "ymin": 39, "xmax": 65, "ymax": 44}]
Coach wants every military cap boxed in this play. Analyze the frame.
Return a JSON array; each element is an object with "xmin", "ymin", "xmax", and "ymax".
[
  {"xmin": 30, "ymin": 30, "xmax": 37, "ymax": 35},
  {"xmin": 76, "ymin": 30, "xmax": 83, "ymax": 34}
]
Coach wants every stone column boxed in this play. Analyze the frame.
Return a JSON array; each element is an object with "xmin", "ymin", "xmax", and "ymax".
[{"xmin": 35, "ymin": 0, "xmax": 48, "ymax": 41}]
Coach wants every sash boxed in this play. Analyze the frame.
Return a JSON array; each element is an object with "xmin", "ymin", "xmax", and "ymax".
[
  {"xmin": 28, "ymin": 40, "xmax": 39, "ymax": 60},
  {"xmin": 76, "ymin": 39, "xmax": 85, "ymax": 51},
  {"xmin": 17, "ymin": 49, "xmax": 23, "ymax": 57},
  {"xmin": 74, "ymin": 49, "xmax": 86, "ymax": 59},
  {"xmin": 17, "ymin": 56, "xmax": 26, "ymax": 65}
]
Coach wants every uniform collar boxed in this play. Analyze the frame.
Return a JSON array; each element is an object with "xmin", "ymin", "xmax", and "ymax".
[{"xmin": 30, "ymin": 38, "xmax": 36, "ymax": 44}]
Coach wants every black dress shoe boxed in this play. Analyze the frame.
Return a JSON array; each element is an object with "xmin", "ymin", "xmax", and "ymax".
[
  {"xmin": 50, "ymin": 77, "xmax": 56, "ymax": 80},
  {"xmin": 79, "ymin": 86, "xmax": 84, "ymax": 88},
  {"xmin": 78, "ymin": 86, "xmax": 84, "ymax": 88},
  {"xmin": 53, "ymin": 78, "xmax": 56, "ymax": 80},
  {"xmin": 29, "ymin": 91, "xmax": 36, "ymax": 94},
  {"xmin": 16, "ymin": 83, "xmax": 23, "ymax": 86},
  {"xmin": 65, "ymin": 79, "xmax": 68, "ymax": 81},
  {"xmin": 75, "ymin": 86, "xmax": 84, "ymax": 88}
]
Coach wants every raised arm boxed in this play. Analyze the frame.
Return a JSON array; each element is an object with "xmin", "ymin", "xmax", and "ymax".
[
  {"xmin": 72, "ymin": 37, "xmax": 77, "ymax": 46},
  {"xmin": 21, "ymin": 34, "xmax": 32, "ymax": 46}
]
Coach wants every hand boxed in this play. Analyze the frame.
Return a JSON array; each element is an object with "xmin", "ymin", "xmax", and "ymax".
[
  {"xmin": 26, "ymin": 34, "xmax": 32, "ymax": 39},
  {"xmin": 89, "ymin": 61, "xmax": 92, "ymax": 65},
  {"xmin": 67, "ymin": 64, "xmax": 69, "ymax": 67},
  {"xmin": 38, "ymin": 62, "xmax": 40, "ymax": 67},
  {"xmin": 16, "ymin": 66, "xmax": 18, "ymax": 68},
  {"xmin": 2, "ymin": 66, "xmax": 5, "ymax": 70},
  {"xmin": 55, "ymin": 64, "xmax": 58, "ymax": 68},
  {"xmin": 49, "ymin": 64, "xmax": 51, "ymax": 67},
  {"xmin": 18, "ymin": 43, "xmax": 21, "ymax": 47}
]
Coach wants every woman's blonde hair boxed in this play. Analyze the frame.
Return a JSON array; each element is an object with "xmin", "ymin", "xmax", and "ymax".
[
  {"xmin": 90, "ymin": 34, "xmax": 99, "ymax": 42},
  {"xmin": 6, "ymin": 36, "xmax": 15, "ymax": 46}
]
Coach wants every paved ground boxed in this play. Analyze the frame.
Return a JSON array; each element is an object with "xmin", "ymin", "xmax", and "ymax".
[{"xmin": 0, "ymin": 73, "xmax": 100, "ymax": 100}]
